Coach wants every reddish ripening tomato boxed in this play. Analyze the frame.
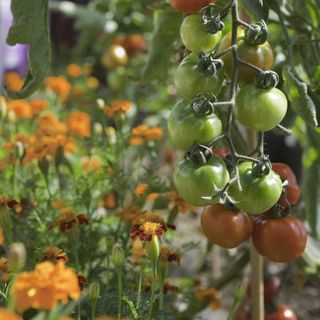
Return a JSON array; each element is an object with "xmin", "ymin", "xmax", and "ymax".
[
  {"xmin": 212, "ymin": 147, "xmax": 230, "ymax": 158},
  {"xmin": 170, "ymin": 0, "xmax": 213, "ymax": 13},
  {"xmin": 264, "ymin": 275, "xmax": 281, "ymax": 303},
  {"xmin": 201, "ymin": 204, "xmax": 253, "ymax": 248},
  {"xmin": 252, "ymin": 215, "xmax": 307, "ymax": 262},
  {"xmin": 114, "ymin": 35, "xmax": 147, "ymax": 56},
  {"xmin": 265, "ymin": 306, "xmax": 298, "ymax": 320},
  {"xmin": 272, "ymin": 163, "xmax": 301, "ymax": 209}
]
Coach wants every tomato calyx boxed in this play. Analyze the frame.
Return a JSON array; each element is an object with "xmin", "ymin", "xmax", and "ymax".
[
  {"xmin": 201, "ymin": 4, "xmax": 227, "ymax": 35},
  {"xmin": 245, "ymin": 20, "xmax": 269, "ymax": 45},
  {"xmin": 251, "ymin": 156, "xmax": 271, "ymax": 178},
  {"xmin": 198, "ymin": 52, "xmax": 223, "ymax": 76},
  {"xmin": 256, "ymin": 70, "xmax": 279, "ymax": 89},
  {"xmin": 191, "ymin": 95, "xmax": 216, "ymax": 116},
  {"xmin": 186, "ymin": 143, "xmax": 212, "ymax": 165}
]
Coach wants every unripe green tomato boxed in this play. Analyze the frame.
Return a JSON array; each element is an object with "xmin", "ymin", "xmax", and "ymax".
[
  {"xmin": 180, "ymin": 14, "xmax": 222, "ymax": 52},
  {"xmin": 175, "ymin": 52, "xmax": 224, "ymax": 100},
  {"xmin": 168, "ymin": 100, "xmax": 222, "ymax": 151},
  {"xmin": 228, "ymin": 162, "xmax": 282, "ymax": 215},
  {"xmin": 234, "ymin": 84, "xmax": 288, "ymax": 132},
  {"xmin": 174, "ymin": 155, "xmax": 230, "ymax": 206}
]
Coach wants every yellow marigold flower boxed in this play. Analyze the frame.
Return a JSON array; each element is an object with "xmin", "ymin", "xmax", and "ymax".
[
  {"xmin": 0, "ymin": 308, "xmax": 21, "ymax": 320},
  {"xmin": 86, "ymin": 76, "xmax": 99, "ymax": 89},
  {"xmin": 130, "ymin": 124, "xmax": 163, "ymax": 145},
  {"xmin": 134, "ymin": 183, "xmax": 149, "ymax": 197},
  {"xmin": 45, "ymin": 76, "xmax": 71, "ymax": 102},
  {"xmin": 4, "ymin": 72, "xmax": 24, "ymax": 92},
  {"xmin": 81, "ymin": 155, "xmax": 101, "ymax": 173},
  {"xmin": 66, "ymin": 63, "xmax": 82, "ymax": 77},
  {"xmin": 12, "ymin": 261, "xmax": 80, "ymax": 312},
  {"xmin": 165, "ymin": 191, "xmax": 196, "ymax": 213},
  {"xmin": 66, "ymin": 111, "xmax": 91, "ymax": 137},
  {"xmin": 104, "ymin": 100, "xmax": 133, "ymax": 117},
  {"xmin": 195, "ymin": 287, "xmax": 222, "ymax": 310},
  {"xmin": 30, "ymin": 99, "xmax": 48, "ymax": 115},
  {"xmin": 7, "ymin": 100, "xmax": 32, "ymax": 119},
  {"xmin": 116, "ymin": 206, "xmax": 144, "ymax": 224},
  {"xmin": 42, "ymin": 246, "xmax": 68, "ymax": 264}
]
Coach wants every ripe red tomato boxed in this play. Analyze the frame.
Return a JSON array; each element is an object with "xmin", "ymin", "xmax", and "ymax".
[
  {"xmin": 252, "ymin": 215, "xmax": 307, "ymax": 262},
  {"xmin": 264, "ymin": 275, "xmax": 281, "ymax": 304},
  {"xmin": 265, "ymin": 305, "xmax": 298, "ymax": 320},
  {"xmin": 170, "ymin": 0, "xmax": 213, "ymax": 13},
  {"xmin": 201, "ymin": 204, "xmax": 253, "ymax": 248},
  {"xmin": 114, "ymin": 35, "xmax": 147, "ymax": 56},
  {"xmin": 272, "ymin": 163, "xmax": 301, "ymax": 209},
  {"xmin": 218, "ymin": 30, "xmax": 274, "ymax": 83}
]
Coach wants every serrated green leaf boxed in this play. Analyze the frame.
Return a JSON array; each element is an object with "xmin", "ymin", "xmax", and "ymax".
[
  {"xmin": 142, "ymin": 9, "xmax": 182, "ymax": 82},
  {"xmin": 240, "ymin": 0, "xmax": 269, "ymax": 20},
  {"xmin": 282, "ymin": 66, "xmax": 318, "ymax": 127},
  {"xmin": 5, "ymin": 0, "xmax": 50, "ymax": 99}
]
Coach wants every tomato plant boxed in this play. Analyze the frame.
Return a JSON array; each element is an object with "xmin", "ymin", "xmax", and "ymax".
[
  {"xmin": 235, "ymin": 84, "xmax": 288, "ymax": 132},
  {"xmin": 201, "ymin": 204, "xmax": 253, "ymax": 248},
  {"xmin": 174, "ymin": 52, "xmax": 224, "ymax": 100},
  {"xmin": 212, "ymin": 147, "xmax": 230, "ymax": 158},
  {"xmin": 174, "ymin": 154, "xmax": 230, "ymax": 206},
  {"xmin": 218, "ymin": 30, "xmax": 274, "ymax": 83},
  {"xmin": 252, "ymin": 215, "xmax": 307, "ymax": 262},
  {"xmin": 168, "ymin": 99, "xmax": 223, "ymax": 151},
  {"xmin": 272, "ymin": 163, "xmax": 301, "ymax": 209},
  {"xmin": 170, "ymin": 0, "xmax": 213, "ymax": 13},
  {"xmin": 228, "ymin": 162, "xmax": 283, "ymax": 215},
  {"xmin": 265, "ymin": 306, "xmax": 298, "ymax": 320},
  {"xmin": 180, "ymin": 14, "xmax": 222, "ymax": 52}
]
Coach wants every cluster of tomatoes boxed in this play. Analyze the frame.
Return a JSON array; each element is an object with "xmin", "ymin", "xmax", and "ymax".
[{"xmin": 168, "ymin": 0, "xmax": 307, "ymax": 264}]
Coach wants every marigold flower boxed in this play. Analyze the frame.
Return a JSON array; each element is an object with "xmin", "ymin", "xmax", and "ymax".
[
  {"xmin": 131, "ymin": 239, "xmax": 145, "ymax": 264},
  {"xmin": 42, "ymin": 246, "xmax": 68, "ymax": 264},
  {"xmin": 104, "ymin": 100, "xmax": 133, "ymax": 117},
  {"xmin": 195, "ymin": 287, "xmax": 222, "ymax": 310},
  {"xmin": 81, "ymin": 155, "xmax": 101, "ymax": 173},
  {"xmin": 102, "ymin": 192, "xmax": 118, "ymax": 209},
  {"xmin": 30, "ymin": 99, "xmax": 48, "ymax": 115},
  {"xmin": 86, "ymin": 76, "xmax": 99, "ymax": 89},
  {"xmin": 130, "ymin": 213, "xmax": 175, "ymax": 241},
  {"xmin": 37, "ymin": 112, "xmax": 68, "ymax": 135},
  {"xmin": 4, "ymin": 72, "xmax": 24, "ymax": 92},
  {"xmin": 130, "ymin": 124, "xmax": 163, "ymax": 145},
  {"xmin": 146, "ymin": 192, "xmax": 160, "ymax": 201},
  {"xmin": 163, "ymin": 282, "xmax": 180, "ymax": 294},
  {"xmin": 0, "ymin": 308, "xmax": 22, "ymax": 320},
  {"xmin": 165, "ymin": 191, "xmax": 196, "ymax": 214},
  {"xmin": 134, "ymin": 183, "xmax": 149, "ymax": 197},
  {"xmin": 7, "ymin": 100, "xmax": 32, "ymax": 119},
  {"xmin": 45, "ymin": 76, "xmax": 71, "ymax": 102},
  {"xmin": 0, "ymin": 228, "xmax": 4, "ymax": 245},
  {"xmin": 160, "ymin": 246, "xmax": 181, "ymax": 266},
  {"xmin": 52, "ymin": 199, "xmax": 68, "ymax": 210},
  {"xmin": 0, "ymin": 257, "xmax": 10, "ymax": 281},
  {"xmin": 66, "ymin": 63, "xmax": 82, "ymax": 77},
  {"xmin": 12, "ymin": 261, "xmax": 80, "ymax": 312},
  {"xmin": 66, "ymin": 111, "xmax": 91, "ymax": 137},
  {"xmin": 116, "ymin": 206, "xmax": 144, "ymax": 224}
]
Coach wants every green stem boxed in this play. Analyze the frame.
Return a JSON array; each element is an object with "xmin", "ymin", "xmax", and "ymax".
[
  {"xmin": 13, "ymin": 157, "xmax": 20, "ymax": 199},
  {"xmin": 91, "ymin": 300, "xmax": 97, "ymax": 320},
  {"xmin": 148, "ymin": 262, "xmax": 157, "ymax": 320},
  {"xmin": 117, "ymin": 269, "xmax": 123, "ymax": 319},
  {"xmin": 136, "ymin": 261, "xmax": 145, "ymax": 309}
]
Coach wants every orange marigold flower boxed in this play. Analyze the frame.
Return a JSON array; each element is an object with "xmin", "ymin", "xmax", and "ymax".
[
  {"xmin": 165, "ymin": 191, "xmax": 196, "ymax": 214},
  {"xmin": 30, "ymin": 99, "xmax": 48, "ymax": 115},
  {"xmin": 146, "ymin": 193, "xmax": 160, "ymax": 201},
  {"xmin": 131, "ymin": 239, "xmax": 145, "ymax": 264},
  {"xmin": 81, "ymin": 155, "xmax": 101, "ymax": 173},
  {"xmin": 7, "ymin": 100, "xmax": 32, "ymax": 119},
  {"xmin": 134, "ymin": 183, "xmax": 149, "ymax": 197},
  {"xmin": 37, "ymin": 112, "xmax": 68, "ymax": 135},
  {"xmin": 52, "ymin": 199, "xmax": 68, "ymax": 209},
  {"xmin": 104, "ymin": 100, "xmax": 133, "ymax": 117},
  {"xmin": 42, "ymin": 246, "xmax": 68, "ymax": 264},
  {"xmin": 0, "ymin": 228, "xmax": 4, "ymax": 245},
  {"xmin": 130, "ymin": 124, "xmax": 163, "ymax": 145},
  {"xmin": 12, "ymin": 261, "xmax": 80, "ymax": 312},
  {"xmin": 66, "ymin": 64, "xmax": 82, "ymax": 78},
  {"xmin": 116, "ymin": 206, "xmax": 144, "ymax": 224},
  {"xmin": 195, "ymin": 287, "xmax": 222, "ymax": 310},
  {"xmin": 45, "ymin": 76, "xmax": 71, "ymax": 102},
  {"xmin": 130, "ymin": 213, "xmax": 175, "ymax": 241},
  {"xmin": 160, "ymin": 246, "xmax": 181, "ymax": 266},
  {"xmin": 0, "ymin": 257, "xmax": 10, "ymax": 281},
  {"xmin": 66, "ymin": 111, "xmax": 91, "ymax": 137},
  {"xmin": 102, "ymin": 192, "xmax": 118, "ymax": 209},
  {"xmin": 4, "ymin": 72, "xmax": 24, "ymax": 92},
  {"xmin": 0, "ymin": 308, "xmax": 22, "ymax": 320}
]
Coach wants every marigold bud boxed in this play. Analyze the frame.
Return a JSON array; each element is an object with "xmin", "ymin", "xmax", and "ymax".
[{"xmin": 8, "ymin": 243, "xmax": 26, "ymax": 272}]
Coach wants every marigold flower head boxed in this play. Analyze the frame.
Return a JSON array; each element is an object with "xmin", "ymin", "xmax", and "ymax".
[
  {"xmin": 165, "ymin": 191, "xmax": 196, "ymax": 214},
  {"xmin": 30, "ymin": 99, "xmax": 48, "ymax": 115},
  {"xmin": 0, "ymin": 257, "xmax": 10, "ymax": 281},
  {"xmin": 66, "ymin": 111, "xmax": 91, "ymax": 137},
  {"xmin": 37, "ymin": 112, "xmax": 68, "ymax": 135},
  {"xmin": 66, "ymin": 63, "xmax": 82, "ymax": 77},
  {"xmin": 134, "ymin": 183, "xmax": 149, "ymax": 197},
  {"xmin": 102, "ymin": 191, "xmax": 118, "ymax": 209},
  {"xmin": 104, "ymin": 100, "xmax": 133, "ymax": 117},
  {"xmin": 131, "ymin": 239, "xmax": 145, "ymax": 264},
  {"xmin": 160, "ymin": 246, "xmax": 181, "ymax": 266},
  {"xmin": 0, "ymin": 308, "xmax": 22, "ymax": 320},
  {"xmin": 42, "ymin": 246, "xmax": 68, "ymax": 264},
  {"xmin": 7, "ymin": 100, "xmax": 32, "ymax": 119},
  {"xmin": 195, "ymin": 287, "xmax": 222, "ymax": 310},
  {"xmin": 0, "ymin": 228, "xmax": 4, "ymax": 245},
  {"xmin": 12, "ymin": 261, "xmax": 80, "ymax": 312},
  {"xmin": 45, "ymin": 76, "xmax": 71, "ymax": 102},
  {"xmin": 81, "ymin": 155, "xmax": 101, "ymax": 173},
  {"xmin": 130, "ymin": 212, "xmax": 175, "ymax": 241},
  {"xmin": 4, "ymin": 72, "xmax": 24, "ymax": 92},
  {"xmin": 116, "ymin": 206, "xmax": 144, "ymax": 224},
  {"xmin": 163, "ymin": 282, "xmax": 180, "ymax": 294},
  {"xmin": 130, "ymin": 124, "xmax": 163, "ymax": 145},
  {"xmin": 52, "ymin": 199, "xmax": 68, "ymax": 209}
]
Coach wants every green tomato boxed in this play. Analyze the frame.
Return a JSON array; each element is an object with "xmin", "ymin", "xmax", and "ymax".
[
  {"xmin": 228, "ymin": 162, "xmax": 283, "ymax": 215},
  {"xmin": 168, "ymin": 100, "xmax": 222, "ymax": 151},
  {"xmin": 174, "ymin": 155, "xmax": 230, "ymax": 206},
  {"xmin": 175, "ymin": 52, "xmax": 224, "ymax": 100},
  {"xmin": 235, "ymin": 84, "xmax": 287, "ymax": 132},
  {"xmin": 180, "ymin": 14, "xmax": 222, "ymax": 52}
]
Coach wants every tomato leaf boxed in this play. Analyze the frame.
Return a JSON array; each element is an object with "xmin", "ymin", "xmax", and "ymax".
[
  {"xmin": 282, "ymin": 66, "xmax": 318, "ymax": 127},
  {"xmin": 241, "ymin": 0, "xmax": 269, "ymax": 20},
  {"xmin": 5, "ymin": 0, "xmax": 50, "ymax": 99},
  {"xmin": 142, "ymin": 9, "xmax": 182, "ymax": 82}
]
